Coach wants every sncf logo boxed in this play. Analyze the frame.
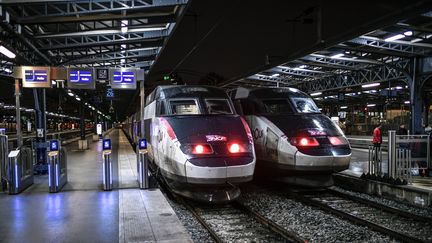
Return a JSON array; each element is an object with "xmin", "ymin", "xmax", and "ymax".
[{"xmin": 206, "ymin": 135, "xmax": 227, "ymax": 142}]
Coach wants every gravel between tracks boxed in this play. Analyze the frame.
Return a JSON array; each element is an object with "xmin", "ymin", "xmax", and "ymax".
[
  {"xmin": 239, "ymin": 189, "xmax": 398, "ymax": 243},
  {"xmin": 165, "ymin": 195, "xmax": 215, "ymax": 243}
]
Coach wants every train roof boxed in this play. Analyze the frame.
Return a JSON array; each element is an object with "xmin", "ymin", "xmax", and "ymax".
[
  {"xmin": 232, "ymin": 86, "xmax": 309, "ymax": 99},
  {"xmin": 155, "ymin": 85, "xmax": 229, "ymax": 99}
]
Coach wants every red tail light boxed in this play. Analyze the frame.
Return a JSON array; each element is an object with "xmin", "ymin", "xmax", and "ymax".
[
  {"xmin": 290, "ymin": 137, "xmax": 320, "ymax": 147},
  {"xmin": 329, "ymin": 136, "xmax": 348, "ymax": 146},
  {"xmin": 192, "ymin": 144, "xmax": 213, "ymax": 154},
  {"xmin": 227, "ymin": 142, "xmax": 249, "ymax": 153},
  {"xmin": 229, "ymin": 143, "xmax": 241, "ymax": 153}
]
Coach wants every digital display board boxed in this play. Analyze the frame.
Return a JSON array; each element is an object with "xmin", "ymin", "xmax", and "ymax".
[
  {"xmin": 113, "ymin": 71, "xmax": 135, "ymax": 83},
  {"xmin": 21, "ymin": 66, "xmax": 51, "ymax": 88},
  {"xmin": 25, "ymin": 70, "xmax": 47, "ymax": 82},
  {"xmin": 67, "ymin": 68, "xmax": 95, "ymax": 90},
  {"xmin": 110, "ymin": 68, "xmax": 137, "ymax": 90},
  {"xmin": 70, "ymin": 70, "xmax": 92, "ymax": 83},
  {"xmin": 103, "ymin": 139, "xmax": 111, "ymax": 150},
  {"xmin": 138, "ymin": 139, "xmax": 147, "ymax": 150}
]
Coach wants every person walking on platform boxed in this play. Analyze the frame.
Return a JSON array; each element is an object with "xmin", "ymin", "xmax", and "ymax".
[{"xmin": 372, "ymin": 123, "xmax": 383, "ymax": 173}]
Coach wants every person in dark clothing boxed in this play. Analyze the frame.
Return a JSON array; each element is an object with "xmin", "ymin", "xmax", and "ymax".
[{"xmin": 397, "ymin": 124, "xmax": 408, "ymax": 135}]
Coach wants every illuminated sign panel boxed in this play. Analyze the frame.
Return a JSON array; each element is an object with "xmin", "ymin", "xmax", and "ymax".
[
  {"xmin": 67, "ymin": 68, "xmax": 95, "ymax": 89},
  {"xmin": 110, "ymin": 69, "xmax": 137, "ymax": 90},
  {"xmin": 25, "ymin": 70, "xmax": 47, "ymax": 82},
  {"xmin": 21, "ymin": 66, "xmax": 51, "ymax": 88},
  {"xmin": 70, "ymin": 70, "xmax": 92, "ymax": 83}
]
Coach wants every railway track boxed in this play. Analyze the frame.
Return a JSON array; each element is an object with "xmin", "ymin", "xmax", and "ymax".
[
  {"xmin": 186, "ymin": 200, "xmax": 306, "ymax": 243},
  {"xmin": 289, "ymin": 189, "xmax": 432, "ymax": 243}
]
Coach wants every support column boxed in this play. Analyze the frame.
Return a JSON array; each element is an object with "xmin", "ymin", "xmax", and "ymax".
[
  {"xmin": 410, "ymin": 58, "xmax": 424, "ymax": 134},
  {"xmin": 78, "ymin": 103, "xmax": 88, "ymax": 150},
  {"xmin": 14, "ymin": 79, "xmax": 22, "ymax": 148},
  {"xmin": 34, "ymin": 89, "xmax": 47, "ymax": 174}
]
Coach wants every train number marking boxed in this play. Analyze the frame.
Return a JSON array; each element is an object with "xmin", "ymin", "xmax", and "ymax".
[{"xmin": 253, "ymin": 128, "xmax": 263, "ymax": 140}]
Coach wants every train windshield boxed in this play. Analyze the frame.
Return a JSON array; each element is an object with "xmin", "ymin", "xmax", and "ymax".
[
  {"xmin": 261, "ymin": 99, "xmax": 294, "ymax": 114},
  {"xmin": 169, "ymin": 99, "xmax": 200, "ymax": 115},
  {"xmin": 205, "ymin": 99, "xmax": 233, "ymax": 114},
  {"xmin": 290, "ymin": 97, "xmax": 320, "ymax": 113}
]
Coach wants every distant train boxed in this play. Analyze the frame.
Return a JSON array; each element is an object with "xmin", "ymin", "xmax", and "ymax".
[
  {"xmin": 124, "ymin": 85, "xmax": 256, "ymax": 202},
  {"xmin": 231, "ymin": 87, "xmax": 351, "ymax": 186}
]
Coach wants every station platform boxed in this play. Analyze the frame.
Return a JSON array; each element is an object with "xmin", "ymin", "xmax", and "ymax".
[
  {"xmin": 0, "ymin": 129, "xmax": 192, "ymax": 243},
  {"xmin": 335, "ymin": 147, "xmax": 432, "ymax": 207}
]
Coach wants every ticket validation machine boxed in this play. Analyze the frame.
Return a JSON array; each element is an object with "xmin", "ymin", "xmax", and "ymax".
[
  {"xmin": 48, "ymin": 140, "xmax": 67, "ymax": 192},
  {"xmin": 137, "ymin": 139, "xmax": 149, "ymax": 189},
  {"xmin": 102, "ymin": 139, "xmax": 112, "ymax": 191}
]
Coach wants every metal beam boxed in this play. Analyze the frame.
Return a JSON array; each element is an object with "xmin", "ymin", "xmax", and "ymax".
[
  {"xmin": 69, "ymin": 49, "xmax": 157, "ymax": 64},
  {"xmin": 349, "ymin": 36, "xmax": 431, "ymax": 56},
  {"xmin": 302, "ymin": 60, "xmax": 410, "ymax": 92},
  {"xmin": 5, "ymin": 0, "xmax": 187, "ymax": 23},
  {"xmin": 300, "ymin": 54, "xmax": 370, "ymax": 70}
]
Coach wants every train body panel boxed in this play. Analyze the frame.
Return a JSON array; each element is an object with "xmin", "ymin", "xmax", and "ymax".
[{"xmin": 232, "ymin": 86, "xmax": 351, "ymax": 186}]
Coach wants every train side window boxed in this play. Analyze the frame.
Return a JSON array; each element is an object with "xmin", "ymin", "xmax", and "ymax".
[{"xmin": 169, "ymin": 99, "xmax": 199, "ymax": 115}]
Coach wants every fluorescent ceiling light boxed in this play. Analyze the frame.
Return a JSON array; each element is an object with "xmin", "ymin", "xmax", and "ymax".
[
  {"xmin": 395, "ymin": 86, "xmax": 403, "ymax": 90},
  {"xmin": 404, "ymin": 31, "xmax": 413, "ymax": 36},
  {"xmin": 340, "ymin": 106, "xmax": 348, "ymax": 109},
  {"xmin": 385, "ymin": 34, "xmax": 404, "ymax": 42},
  {"xmin": 121, "ymin": 20, "xmax": 128, "ymax": 33},
  {"xmin": 4, "ymin": 68, "xmax": 12, "ymax": 73},
  {"xmin": 298, "ymin": 65, "xmax": 307, "ymax": 69},
  {"xmin": 75, "ymin": 97, "xmax": 81, "ymax": 101},
  {"xmin": 404, "ymin": 101, "xmax": 410, "ymax": 104},
  {"xmin": 0, "ymin": 45, "xmax": 16, "ymax": 58},
  {"xmin": 411, "ymin": 38, "xmax": 423, "ymax": 43},
  {"xmin": 330, "ymin": 53, "xmax": 344, "ymax": 58},
  {"xmin": 270, "ymin": 73, "xmax": 280, "ymax": 77},
  {"xmin": 121, "ymin": 44, "xmax": 126, "ymax": 49},
  {"xmin": 367, "ymin": 104, "xmax": 376, "ymax": 107},
  {"xmin": 67, "ymin": 92, "xmax": 74, "ymax": 97},
  {"xmin": 120, "ymin": 58, "xmax": 125, "ymax": 63},
  {"xmin": 362, "ymin": 83, "xmax": 380, "ymax": 88},
  {"xmin": 310, "ymin": 92, "xmax": 322, "ymax": 96}
]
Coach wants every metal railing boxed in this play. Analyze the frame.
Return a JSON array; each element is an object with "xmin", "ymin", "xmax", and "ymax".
[
  {"xmin": 368, "ymin": 145, "xmax": 382, "ymax": 175},
  {"xmin": 396, "ymin": 148, "xmax": 412, "ymax": 182}
]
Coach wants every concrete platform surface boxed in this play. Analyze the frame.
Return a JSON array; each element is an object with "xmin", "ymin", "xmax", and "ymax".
[{"xmin": 0, "ymin": 129, "xmax": 192, "ymax": 243}]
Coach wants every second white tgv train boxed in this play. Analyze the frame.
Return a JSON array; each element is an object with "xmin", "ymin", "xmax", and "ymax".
[
  {"xmin": 143, "ymin": 85, "xmax": 256, "ymax": 202},
  {"xmin": 231, "ymin": 87, "xmax": 351, "ymax": 186}
]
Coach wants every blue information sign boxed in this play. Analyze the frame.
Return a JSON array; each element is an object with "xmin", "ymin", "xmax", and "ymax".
[
  {"xmin": 69, "ymin": 70, "xmax": 92, "ymax": 83},
  {"xmin": 25, "ymin": 70, "xmax": 48, "ymax": 82},
  {"xmin": 103, "ymin": 139, "xmax": 111, "ymax": 150},
  {"xmin": 138, "ymin": 139, "xmax": 147, "ymax": 150},
  {"xmin": 113, "ymin": 71, "xmax": 135, "ymax": 83},
  {"xmin": 50, "ymin": 140, "xmax": 59, "ymax": 151}
]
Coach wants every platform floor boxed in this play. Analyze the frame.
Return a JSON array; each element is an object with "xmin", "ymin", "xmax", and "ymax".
[
  {"xmin": 343, "ymin": 148, "xmax": 432, "ymax": 192},
  {"xmin": 0, "ymin": 129, "xmax": 192, "ymax": 243}
]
